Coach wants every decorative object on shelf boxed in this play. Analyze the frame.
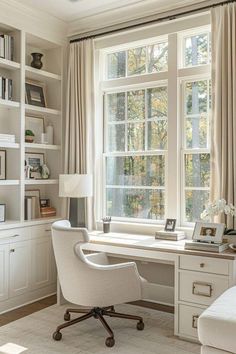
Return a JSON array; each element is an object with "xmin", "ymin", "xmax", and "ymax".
[
  {"xmin": 30, "ymin": 52, "xmax": 43, "ymax": 69},
  {"xmin": 0, "ymin": 133, "xmax": 15, "ymax": 143},
  {"xmin": 0, "ymin": 204, "xmax": 6, "ymax": 222},
  {"xmin": 229, "ymin": 244, "xmax": 236, "ymax": 252},
  {"xmin": 25, "ymin": 152, "xmax": 44, "ymax": 179},
  {"xmin": 201, "ymin": 199, "xmax": 236, "ymax": 222},
  {"xmin": 46, "ymin": 122, "xmax": 53, "ymax": 144},
  {"xmin": 41, "ymin": 164, "xmax": 50, "ymax": 179},
  {"xmin": 25, "ymin": 80, "xmax": 46, "ymax": 107},
  {"xmin": 59, "ymin": 174, "xmax": 93, "ymax": 227},
  {"xmin": 25, "ymin": 115, "xmax": 44, "ymax": 143},
  {"xmin": 24, "ymin": 160, "xmax": 32, "ymax": 179},
  {"xmin": 164, "ymin": 218, "xmax": 176, "ymax": 232},
  {"xmin": 25, "ymin": 129, "xmax": 35, "ymax": 143},
  {"xmin": 41, "ymin": 133, "xmax": 48, "ymax": 144},
  {"xmin": 0, "ymin": 76, "xmax": 13, "ymax": 100},
  {"xmin": 40, "ymin": 206, "xmax": 56, "ymax": 217},
  {"xmin": 40, "ymin": 198, "xmax": 50, "ymax": 208},
  {"xmin": 0, "ymin": 150, "xmax": 6, "ymax": 179},
  {"xmin": 0, "ymin": 34, "xmax": 14, "ymax": 60},
  {"xmin": 24, "ymin": 189, "xmax": 40, "ymax": 220},
  {"xmin": 102, "ymin": 216, "xmax": 111, "ymax": 233},
  {"xmin": 193, "ymin": 221, "xmax": 225, "ymax": 243}
]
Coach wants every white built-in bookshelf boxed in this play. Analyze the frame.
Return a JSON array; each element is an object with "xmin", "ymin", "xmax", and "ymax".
[{"xmin": 0, "ymin": 23, "xmax": 63, "ymax": 226}]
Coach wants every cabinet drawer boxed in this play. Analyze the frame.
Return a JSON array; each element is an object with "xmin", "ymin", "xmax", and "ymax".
[
  {"xmin": 179, "ymin": 255, "xmax": 229, "ymax": 275},
  {"xmin": 179, "ymin": 304, "xmax": 205, "ymax": 339},
  {"xmin": 179, "ymin": 271, "xmax": 229, "ymax": 306},
  {"xmin": 0, "ymin": 227, "xmax": 30, "ymax": 243},
  {"xmin": 31, "ymin": 224, "xmax": 52, "ymax": 239}
]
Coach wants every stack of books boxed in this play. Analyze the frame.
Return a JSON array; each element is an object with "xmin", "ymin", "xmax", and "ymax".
[
  {"xmin": 184, "ymin": 240, "xmax": 229, "ymax": 253},
  {"xmin": 0, "ymin": 134, "xmax": 15, "ymax": 143},
  {"xmin": 155, "ymin": 230, "xmax": 186, "ymax": 241},
  {"xmin": 0, "ymin": 77, "xmax": 13, "ymax": 100},
  {"xmin": 24, "ymin": 196, "xmax": 40, "ymax": 220},
  {"xmin": 0, "ymin": 34, "xmax": 14, "ymax": 60},
  {"xmin": 40, "ymin": 207, "xmax": 56, "ymax": 218}
]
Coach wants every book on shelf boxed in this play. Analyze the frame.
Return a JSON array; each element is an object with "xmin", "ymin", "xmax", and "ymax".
[
  {"xmin": 184, "ymin": 240, "xmax": 229, "ymax": 253},
  {"xmin": 40, "ymin": 207, "xmax": 56, "ymax": 217},
  {"xmin": 0, "ymin": 34, "xmax": 14, "ymax": 61},
  {"xmin": 0, "ymin": 134, "xmax": 15, "ymax": 143},
  {"xmin": 24, "ymin": 196, "xmax": 40, "ymax": 220},
  {"xmin": 155, "ymin": 230, "xmax": 186, "ymax": 241},
  {"xmin": 0, "ymin": 77, "xmax": 13, "ymax": 100}
]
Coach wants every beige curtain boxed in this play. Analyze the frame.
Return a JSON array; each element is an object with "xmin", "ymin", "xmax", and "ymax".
[
  {"xmin": 64, "ymin": 39, "xmax": 95, "ymax": 230},
  {"xmin": 211, "ymin": 3, "xmax": 236, "ymax": 228}
]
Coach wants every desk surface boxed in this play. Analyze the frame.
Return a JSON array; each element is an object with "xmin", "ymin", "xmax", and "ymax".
[{"xmin": 87, "ymin": 231, "xmax": 236, "ymax": 260}]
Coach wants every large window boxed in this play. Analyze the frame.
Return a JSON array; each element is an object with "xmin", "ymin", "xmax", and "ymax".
[{"xmin": 99, "ymin": 26, "xmax": 211, "ymax": 225}]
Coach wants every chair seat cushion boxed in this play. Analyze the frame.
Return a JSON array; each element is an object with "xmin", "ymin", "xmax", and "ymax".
[{"xmin": 198, "ymin": 286, "xmax": 236, "ymax": 354}]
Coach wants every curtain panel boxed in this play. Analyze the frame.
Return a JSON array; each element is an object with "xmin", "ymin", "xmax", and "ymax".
[
  {"xmin": 211, "ymin": 3, "xmax": 236, "ymax": 228},
  {"xmin": 64, "ymin": 39, "xmax": 95, "ymax": 230}
]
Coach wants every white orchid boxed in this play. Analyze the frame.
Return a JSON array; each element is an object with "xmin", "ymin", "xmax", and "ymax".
[{"xmin": 201, "ymin": 199, "xmax": 236, "ymax": 221}]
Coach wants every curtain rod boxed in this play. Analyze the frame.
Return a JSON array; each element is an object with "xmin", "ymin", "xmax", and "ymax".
[{"xmin": 70, "ymin": 0, "xmax": 236, "ymax": 43}]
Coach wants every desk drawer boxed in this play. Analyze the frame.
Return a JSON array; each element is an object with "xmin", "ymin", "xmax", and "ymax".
[
  {"xmin": 179, "ymin": 255, "xmax": 229, "ymax": 275},
  {"xmin": 31, "ymin": 224, "xmax": 52, "ymax": 239},
  {"xmin": 0, "ymin": 227, "xmax": 30, "ymax": 243},
  {"xmin": 179, "ymin": 304, "xmax": 205, "ymax": 339},
  {"xmin": 179, "ymin": 271, "xmax": 229, "ymax": 306}
]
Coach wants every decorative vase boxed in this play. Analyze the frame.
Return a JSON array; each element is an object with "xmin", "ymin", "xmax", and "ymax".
[
  {"xmin": 31, "ymin": 53, "xmax": 43, "ymax": 69},
  {"xmin": 25, "ymin": 135, "xmax": 34, "ymax": 143}
]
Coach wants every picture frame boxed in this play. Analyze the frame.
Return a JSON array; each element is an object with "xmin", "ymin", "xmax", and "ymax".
[
  {"xmin": 25, "ymin": 80, "xmax": 46, "ymax": 107},
  {"xmin": 193, "ymin": 222, "xmax": 225, "ymax": 244},
  {"xmin": 25, "ymin": 152, "xmax": 44, "ymax": 179},
  {"xmin": 25, "ymin": 115, "xmax": 45, "ymax": 143},
  {"xmin": 0, "ymin": 150, "xmax": 6, "ymax": 180},
  {"xmin": 0, "ymin": 204, "xmax": 6, "ymax": 222},
  {"xmin": 40, "ymin": 198, "xmax": 50, "ymax": 208},
  {"xmin": 164, "ymin": 218, "xmax": 176, "ymax": 232}
]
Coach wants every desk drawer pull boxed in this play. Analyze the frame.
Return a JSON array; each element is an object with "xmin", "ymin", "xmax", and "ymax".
[
  {"xmin": 192, "ymin": 315, "xmax": 199, "ymax": 329},
  {"xmin": 0, "ymin": 234, "xmax": 20, "ymax": 240},
  {"xmin": 45, "ymin": 229, "xmax": 51, "ymax": 232},
  {"xmin": 200, "ymin": 263, "xmax": 205, "ymax": 268},
  {"xmin": 192, "ymin": 281, "xmax": 213, "ymax": 297}
]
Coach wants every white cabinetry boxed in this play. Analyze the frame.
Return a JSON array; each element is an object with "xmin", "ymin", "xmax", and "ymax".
[{"xmin": 0, "ymin": 244, "xmax": 9, "ymax": 302}]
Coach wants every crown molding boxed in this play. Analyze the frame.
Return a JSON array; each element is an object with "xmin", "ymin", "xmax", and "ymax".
[
  {"xmin": 0, "ymin": 0, "xmax": 67, "ymax": 45},
  {"xmin": 68, "ymin": 0, "xmax": 208, "ymax": 36}
]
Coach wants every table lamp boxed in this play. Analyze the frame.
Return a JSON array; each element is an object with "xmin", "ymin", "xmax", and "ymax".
[{"xmin": 59, "ymin": 174, "xmax": 93, "ymax": 227}]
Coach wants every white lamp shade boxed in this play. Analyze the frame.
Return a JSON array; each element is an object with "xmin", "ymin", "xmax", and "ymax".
[{"xmin": 59, "ymin": 174, "xmax": 93, "ymax": 198}]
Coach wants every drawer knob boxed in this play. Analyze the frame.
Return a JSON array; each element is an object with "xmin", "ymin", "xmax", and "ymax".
[
  {"xmin": 192, "ymin": 315, "xmax": 199, "ymax": 329},
  {"xmin": 200, "ymin": 263, "xmax": 205, "ymax": 268},
  {"xmin": 10, "ymin": 249, "xmax": 15, "ymax": 253}
]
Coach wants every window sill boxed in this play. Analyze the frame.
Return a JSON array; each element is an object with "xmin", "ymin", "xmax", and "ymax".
[{"xmin": 96, "ymin": 220, "xmax": 194, "ymax": 239}]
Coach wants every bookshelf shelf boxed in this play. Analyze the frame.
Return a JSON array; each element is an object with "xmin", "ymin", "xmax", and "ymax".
[
  {"xmin": 25, "ymin": 65, "xmax": 61, "ymax": 82},
  {"xmin": 0, "ymin": 99, "xmax": 20, "ymax": 108},
  {"xmin": 25, "ymin": 143, "xmax": 61, "ymax": 150},
  {"xmin": 0, "ymin": 180, "xmax": 20, "ymax": 185},
  {"xmin": 0, "ymin": 58, "xmax": 20, "ymax": 71},
  {"xmin": 0, "ymin": 142, "xmax": 20, "ymax": 149},
  {"xmin": 25, "ymin": 104, "xmax": 60, "ymax": 116},
  {"xmin": 24, "ymin": 179, "xmax": 59, "ymax": 185}
]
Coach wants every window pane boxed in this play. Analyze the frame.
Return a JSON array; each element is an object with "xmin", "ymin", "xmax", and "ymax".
[
  {"xmin": 184, "ymin": 33, "xmax": 209, "ymax": 67},
  {"xmin": 128, "ymin": 90, "xmax": 145, "ymax": 121},
  {"xmin": 127, "ymin": 123, "xmax": 145, "ymax": 151},
  {"xmin": 185, "ymin": 115, "xmax": 208, "ymax": 148},
  {"xmin": 148, "ymin": 42, "xmax": 168, "ymax": 73},
  {"xmin": 107, "ymin": 188, "xmax": 165, "ymax": 219},
  {"xmin": 185, "ymin": 154, "xmax": 210, "ymax": 187},
  {"xmin": 185, "ymin": 80, "xmax": 208, "ymax": 115},
  {"xmin": 128, "ymin": 47, "xmax": 146, "ymax": 76},
  {"xmin": 185, "ymin": 190, "xmax": 209, "ymax": 222},
  {"xmin": 108, "ymin": 124, "xmax": 125, "ymax": 152},
  {"xmin": 147, "ymin": 87, "xmax": 168, "ymax": 119},
  {"xmin": 148, "ymin": 120, "xmax": 167, "ymax": 150},
  {"xmin": 106, "ymin": 155, "xmax": 165, "ymax": 187},
  {"xmin": 107, "ymin": 51, "xmax": 126, "ymax": 79},
  {"xmin": 107, "ymin": 93, "xmax": 125, "ymax": 122}
]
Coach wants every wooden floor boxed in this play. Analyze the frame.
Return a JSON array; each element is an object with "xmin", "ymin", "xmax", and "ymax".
[
  {"xmin": 0, "ymin": 296, "xmax": 174, "ymax": 327},
  {"xmin": 0, "ymin": 295, "xmax": 57, "ymax": 327}
]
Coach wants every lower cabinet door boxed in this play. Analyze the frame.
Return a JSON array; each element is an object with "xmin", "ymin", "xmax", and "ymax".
[
  {"xmin": 9, "ymin": 241, "xmax": 31, "ymax": 297},
  {"xmin": 178, "ymin": 304, "xmax": 205, "ymax": 339},
  {"xmin": 31, "ymin": 237, "xmax": 51, "ymax": 290},
  {"xmin": 0, "ymin": 244, "xmax": 9, "ymax": 301}
]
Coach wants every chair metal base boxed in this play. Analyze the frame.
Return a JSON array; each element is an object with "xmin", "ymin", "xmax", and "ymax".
[{"xmin": 53, "ymin": 306, "xmax": 144, "ymax": 347}]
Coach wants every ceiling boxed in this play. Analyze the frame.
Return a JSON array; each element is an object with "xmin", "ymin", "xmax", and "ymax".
[{"xmin": 14, "ymin": 0, "xmax": 200, "ymax": 22}]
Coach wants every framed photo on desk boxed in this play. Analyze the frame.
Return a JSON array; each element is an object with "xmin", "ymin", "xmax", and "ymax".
[{"xmin": 193, "ymin": 222, "xmax": 225, "ymax": 243}]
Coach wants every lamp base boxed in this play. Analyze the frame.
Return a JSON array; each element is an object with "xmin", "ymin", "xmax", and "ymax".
[{"xmin": 69, "ymin": 198, "xmax": 85, "ymax": 228}]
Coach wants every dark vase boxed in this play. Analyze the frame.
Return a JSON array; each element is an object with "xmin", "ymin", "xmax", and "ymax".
[{"xmin": 31, "ymin": 53, "xmax": 43, "ymax": 69}]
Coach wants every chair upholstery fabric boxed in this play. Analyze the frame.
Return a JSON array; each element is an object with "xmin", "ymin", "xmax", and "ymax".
[
  {"xmin": 198, "ymin": 286, "xmax": 236, "ymax": 354},
  {"xmin": 52, "ymin": 220, "xmax": 143, "ymax": 307}
]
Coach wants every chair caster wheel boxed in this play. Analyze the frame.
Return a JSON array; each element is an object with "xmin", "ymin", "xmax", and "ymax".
[
  {"xmin": 137, "ymin": 321, "xmax": 144, "ymax": 330},
  {"xmin": 53, "ymin": 331, "xmax": 62, "ymax": 341},
  {"xmin": 105, "ymin": 337, "xmax": 115, "ymax": 347},
  {"xmin": 64, "ymin": 312, "xmax": 71, "ymax": 321}
]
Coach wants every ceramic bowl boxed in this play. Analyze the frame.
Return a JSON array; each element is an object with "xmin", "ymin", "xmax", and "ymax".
[{"xmin": 229, "ymin": 244, "xmax": 236, "ymax": 252}]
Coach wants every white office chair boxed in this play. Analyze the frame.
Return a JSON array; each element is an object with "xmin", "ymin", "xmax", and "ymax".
[{"xmin": 51, "ymin": 220, "xmax": 145, "ymax": 347}]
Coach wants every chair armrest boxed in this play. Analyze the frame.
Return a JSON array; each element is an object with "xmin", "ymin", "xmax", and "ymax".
[{"xmin": 85, "ymin": 252, "xmax": 109, "ymax": 265}]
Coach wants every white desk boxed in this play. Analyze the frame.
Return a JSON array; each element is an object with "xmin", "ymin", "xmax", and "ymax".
[{"xmin": 83, "ymin": 231, "xmax": 236, "ymax": 342}]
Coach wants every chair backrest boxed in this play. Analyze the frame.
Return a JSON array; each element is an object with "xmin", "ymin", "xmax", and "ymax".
[{"xmin": 51, "ymin": 220, "xmax": 91, "ymax": 304}]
